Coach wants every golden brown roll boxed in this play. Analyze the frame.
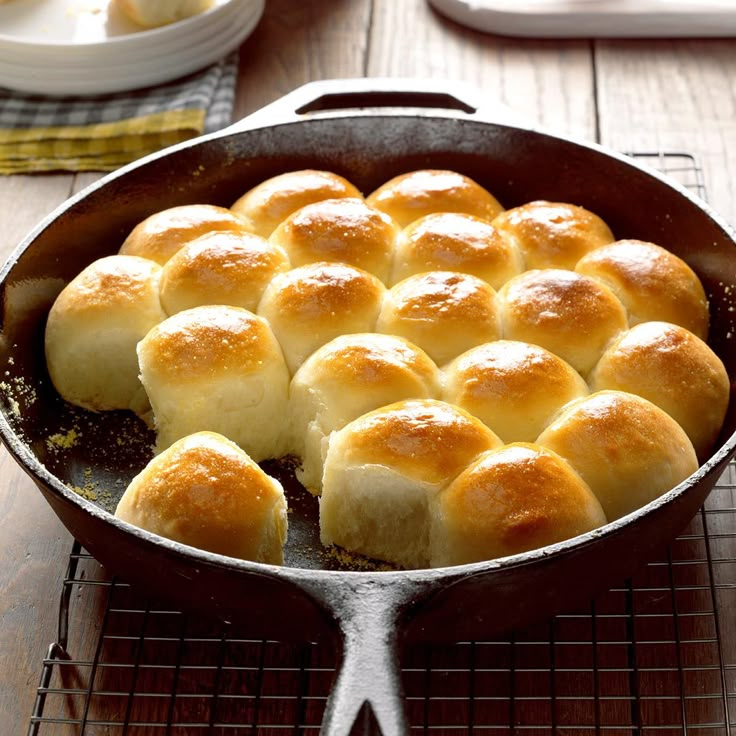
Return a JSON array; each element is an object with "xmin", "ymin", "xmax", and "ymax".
[
  {"xmin": 366, "ymin": 169, "xmax": 504, "ymax": 228},
  {"xmin": 442, "ymin": 340, "xmax": 589, "ymax": 443},
  {"xmin": 159, "ymin": 230, "xmax": 290, "ymax": 315},
  {"xmin": 320, "ymin": 398, "xmax": 503, "ymax": 569},
  {"xmin": 588, "ymin": 321, "xmax": 730, "ymax": 460},
  {"xmin": 376, "ymin": 271, "xmax": 501, "ymax": 367},
  {"xmin": 288, "ymin": 333, "xmax": 441, "ymax": 493},
  {"xmin": 114, "ymin": 0, "xmax": 214, "ymax": 27},
  {"xmin": 430, "ymin": 443, "xmax": 607, "ymax": 567},
  {"xmin": 231, "ymin": 169, "xmax": 363, "ymax": 238},
  {"xmin": 44, "ymin": 255, "xmax": 166, "ymax": 417},
  {"xmin": 391, "ymin": 211, "xmax": 524, "ymax": 288},
  {"xmin": 115, "ymin": 431, "xmax": 288, "ymax": 564},
  {"xmin": 536, "ymin": 390, "xmax": 698, "ymax": 521},
  {"xmin": 269, "ymin": 197, "xmax": 398, "ymax": 283},
  {"xmin": 257, "ymin": 262, "xmax": 386, "ymax": 374},
  {"xmin": 119, "ymin": 204, "xmax": 250, "ymax": 265},
  {"xmin": 491, "ymin": 200, "xmax": 614, "ymax": 270},
  {"xmin": 575, "ymin": 239, "xmax": 709, "ymax": 340},
  {"xmin": 498, "ymin": 269, "xmax": 628, "ymax": 376},
  {"xmin": 137, "ymin": 305, "xmax": 290, "ymax": 460}
]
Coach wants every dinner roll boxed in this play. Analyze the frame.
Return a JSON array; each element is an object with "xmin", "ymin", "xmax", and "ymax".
[
  {"xmin": 320, "ymin": 398, "xmax": 503, "ymax": 569},
  {"xmin": 137, "ymin": 305, "xmax": 290, "ymax": 459},
  {"xmin": 114, "ymin": 0, "xmax": 214, "ymax": 27},
  {"xmin": 376, "ymin": 271, "xmax": 501, "ymax": 366},
  {"xmin": 499, "ymin": 269, "xmax": 628, "ymax": 376},
  {"xmin": 45, "ymin": 255, "xmax": 166, "ymax": 417},
  {"xmin": 589, "ymin": 321, "xmax": 730, "ymax": 460},
  {"xmin": 536, "ymin": 390, "xmax": 698, "ymax": 521},
  {"xmin": 391, "ymin": 212, "xmax": 524, "ymax": 288},
  {"xmin": 491, "ymin": 200, "xmax": 614, "ymax": 270},
  {"xmin": 115, "ymin": 431, "xmax": 288, "ymax": 564},
  {"xmin": 575, "ymin": 239, "xmax": 709, "ymax": 340},
  {"xmin": 288, "ymin": 333, "xmax": 441, "ymax": 493},
  {"xmin": 270, "ymin": 197, "xmax": 398, "ymax": 283},
  {"xmin": 442, "ymin": 340, "xmax": 589, "ymax": 443},
  {"xmin": 257, "ymin": 262, "xmax": 386, "ymax": 374},
  {"xmin": 119, "ymin": 204, "xmax": 250, "ymax": 265},
  {"xmin": 159, "ymin": 230, "xmax": 290, "ymax": 315},
  {"xmin": 431, "ymin": 443, "xmax": 607, "ymax": 567},
  {"xmin": 231, "ymin": 169, "xmax": 363, "ymax": 237},
  {"xmin": 366, "ymin": 169, "xmax": 504, "ymax": 228}
]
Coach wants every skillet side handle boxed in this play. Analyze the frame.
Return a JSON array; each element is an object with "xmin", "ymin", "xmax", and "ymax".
[
  {"xmin": 302, "ymin": 576, "xmax": 429, "ymax": 736},
  {"xmin": 222, "ymin": 78, "xmax": 534, "ymax": 134}
]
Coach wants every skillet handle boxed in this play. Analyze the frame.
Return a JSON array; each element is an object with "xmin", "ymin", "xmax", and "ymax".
[
  {"xmin": 299, "ymin": 574, "xmax": 429, "ymax": 736},
  {"xmin": 224, "ymin": 77, "xmax": 534, "ymax": 133}
]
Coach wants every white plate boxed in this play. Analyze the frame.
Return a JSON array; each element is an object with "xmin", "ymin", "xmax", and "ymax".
[
  {"xmin": 0, "ymin": 4, "xmax": 259, "ymax": 93},
  {"xmin": 428, "ymin": 0, "xmax": 736, "ymax": 38},
  {"xmin": 0, "ymin": 1, "xmax": 248, "ymax": 65},
  {"xmin": 0, "ymin": 0, "xmax": 263, "ymax": 94},
  {"xmin": 0, "ymin": 0, "xmax": 233, "ymax": 47},
  {"xmin": 2, "ymin": 12, "xmax": 235, "ymax": 64}
]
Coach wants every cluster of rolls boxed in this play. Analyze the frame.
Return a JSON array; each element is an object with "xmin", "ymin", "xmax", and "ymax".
[{"xmin": 43, "ymin": 168, "xmax": 730, "ymax": 569}]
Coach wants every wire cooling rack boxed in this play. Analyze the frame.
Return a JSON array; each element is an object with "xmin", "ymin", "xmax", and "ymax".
[{"xmin": 28, "ymin": 153, "xmax": 736, "ymax": 735}]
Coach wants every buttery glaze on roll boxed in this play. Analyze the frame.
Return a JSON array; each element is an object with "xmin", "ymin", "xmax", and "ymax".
[
  {"xmin": 498, "ymin": 268, "xmax": 628, "ymax": 376},
  {"xmin": 137, "ymin": 305, "xmax": 290, "ymax": 459},
  {"xmin": 536, "ymin": 390, "xmax": 698, "ymax": 521},
  {"xmin": 491, "ymin": 200, "xmax": 615, "ymax": 270},
  {"xmin": 45, "ymin": 255, "xmax": 166, "ymax": 417},
  {"xmin": 589, "ymin": 321, "xmax": 730, "ymax": 460},
  {"xmin": 575, "ymin": 239, "xmax": 710, "ymax": 340},
  {"xmin": 366, "ymin": 169, "xmax": 504, "ymax": 228},
  {"xmin": 115, "ymin": 431, "xmax": 288, "ymax": 564},
  {"xmin": 320, "ymin": 398, "xmax": 503, "ymax": 569},
  {"xmin": 376, "ymin": 270, "xmax": 501, "ymax": 366},
  {"xmin": 257, "ymin": 262, "xmax": 386, "ymax": 374},
  {"xmin": 113, "ymin": 0, "xmax": 214, "ymax": 27},
  {"xmin": 391, "ymin": 211, "xmax": 524, "ymax": 288},
  {"xmin": 288, "ymin": 333, "xmax": 441, "ymax": 493},
  {"xmin": 431, "ymin": 443, "xmax": 607, "ymax": 567},
  {"xmin": 159, "ymin": 230, "xmax": 291, "ymax": 315},
  {"xmin": 442, "ymin": 340, "xmax": 589, "ymax": 443},
  {"xmin": 231, "ymin": 169, "xmax": 363, "ymax": 238},
  {"xmin": 269, "ymin": 197, "xmax": 398, "ymax": 283},
  {"xmin": 119, "ymin": 204, "xmax": 250, "ymax": 265}
]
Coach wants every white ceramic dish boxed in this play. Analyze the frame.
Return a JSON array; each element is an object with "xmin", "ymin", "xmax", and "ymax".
[
  {"xmin": 0, "ymin": 0, "xmax": 234, "ymax": 47},
  {"xmin": 2, "ymin": 2, "xmax": 246, "ymax": 66},
  {"xmin": 428, "ymin": 0, "xmax": 736, "ymax": 38},
  {"xmin": 0, "ymin": 0, "xmax": 263, "ymax": 95},
  {"xmin": 2, "ymin": 8, "xmax": 237, "ymax": 65}
]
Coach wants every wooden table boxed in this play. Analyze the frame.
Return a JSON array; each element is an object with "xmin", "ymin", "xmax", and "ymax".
[{"xmin": 2, "ymin": 1, "xmax": 736, "ymax": 733}]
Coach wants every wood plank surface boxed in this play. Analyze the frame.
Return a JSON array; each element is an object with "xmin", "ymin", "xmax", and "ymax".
[
  {"xmin": 596, "ymin": 39, "xmax": 736, "ymax": 226},
  {"xmin": 234, "ymin": 0, "xmax": 372, "ymax": 119},
  {"xmin": 369, "ymin": 0, "xmax": 597, "ymax": 140},
  {"xmin": 0, "ymin": 173, "xmax": 81, "ymax": 734},
  {"xmin": 1, "ymin": 1, "xmax": 735, "ymax": 733}
]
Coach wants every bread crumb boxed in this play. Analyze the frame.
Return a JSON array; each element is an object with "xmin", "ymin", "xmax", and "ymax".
[
  {"xmin": 70, "ymin": 468, "xmax": 97, "ymax": 501},
  {"xmin": 325, "ymin": 544, "xmax": 398, "ymax": 572},
  {"xmin": 0, "ymin": 375, "xmax": 38, "ymax": 412},
  {"xmin": 68, "ymin": 467, "xmax": 116, "ymax": 511},
  {"xmin": 46, "ymin": 428, "xmax": 80, "ymax": 452},
  {"xmin": 0, "ymin": 386, "xmax": 20, "ymax": 418}
]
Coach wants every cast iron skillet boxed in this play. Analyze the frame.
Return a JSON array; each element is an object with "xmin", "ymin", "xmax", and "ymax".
[{"xmin": 2, "ymin": 79, "xmax": 736, "ymax": 735}]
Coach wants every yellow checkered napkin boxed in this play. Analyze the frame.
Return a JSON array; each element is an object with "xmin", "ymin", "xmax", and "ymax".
[{"xmin": 0, "ymin": 52, "xmax": 238, "ymax": 175}]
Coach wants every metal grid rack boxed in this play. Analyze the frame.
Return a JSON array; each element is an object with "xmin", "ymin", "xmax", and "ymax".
[{"xmin": 28, "ymin": 153, "xmax": 736, "ymax": 735}]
